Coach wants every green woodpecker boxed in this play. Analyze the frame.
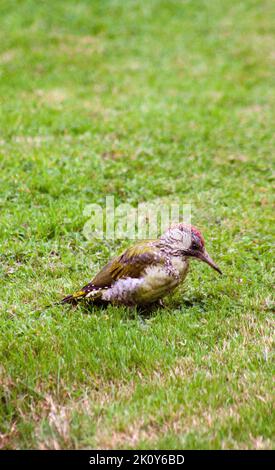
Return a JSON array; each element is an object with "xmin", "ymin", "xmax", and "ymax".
[{"xmin": 62, "ymin": 224, "xmax": 222, "ymax": 306}]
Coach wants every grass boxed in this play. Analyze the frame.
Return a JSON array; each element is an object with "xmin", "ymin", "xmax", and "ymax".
[{"xmin": 0, "ymin": 0, "xmax": 274, "ymax": 449}]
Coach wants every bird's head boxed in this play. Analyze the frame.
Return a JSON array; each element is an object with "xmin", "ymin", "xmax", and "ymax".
[{"xmin": 160, "ymin": 223, "xmax": 222, "ymax": 274}]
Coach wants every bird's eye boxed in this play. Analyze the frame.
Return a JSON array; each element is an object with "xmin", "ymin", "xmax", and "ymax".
[{"xmin": 190, "ymin": 234, "xmax": 203, "ymax": 251}]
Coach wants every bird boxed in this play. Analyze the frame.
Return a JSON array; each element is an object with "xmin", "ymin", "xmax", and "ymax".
[{"xmin": 62, "ymin": 223, "xmax": 222, "ymax": 307}]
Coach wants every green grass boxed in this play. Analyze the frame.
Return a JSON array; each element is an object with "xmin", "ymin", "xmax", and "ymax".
[{"xmin": 0, "ymin": 0, "xmax": 274, "ymax": 449}]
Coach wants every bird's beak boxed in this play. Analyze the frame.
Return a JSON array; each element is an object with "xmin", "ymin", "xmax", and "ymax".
[{"xmin": 197, "ymin": 250, "xmax": 222, "ymax": 275}]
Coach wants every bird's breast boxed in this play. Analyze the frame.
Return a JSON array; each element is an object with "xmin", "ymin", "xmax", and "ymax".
[
  {"xmin": 170, "ymin": 256, "xmax": 189, "ymax": 278},
  {"xmin": 136, "ymin": 256, "xmax": 189, "ymax": 304}
]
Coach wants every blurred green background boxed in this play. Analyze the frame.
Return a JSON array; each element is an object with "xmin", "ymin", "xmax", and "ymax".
[{"xmin": 0, "ymin": 0, "xmax": 274, "ymax": 449}]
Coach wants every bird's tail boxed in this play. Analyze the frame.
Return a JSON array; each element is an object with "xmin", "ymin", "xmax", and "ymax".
[
  {"xmin": 61, "ymin": 290, "xmax": 86, "ymax": 304},
  {"xmin": 61, "ymin": 284, "xmax": 103, "ymax": 304}
]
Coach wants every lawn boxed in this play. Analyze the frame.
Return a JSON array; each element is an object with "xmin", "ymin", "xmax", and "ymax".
[{"xmin": 0, "ymin": 0, "xmax": 274, "ymax": 449}]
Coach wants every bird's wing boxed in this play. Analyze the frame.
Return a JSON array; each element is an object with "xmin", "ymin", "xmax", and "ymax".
[
  {"xmin": 62, "ymin": 241, "xmax": 164, "ymax": 303},
  {"xmin": 90, "ymin": 241, "xmax": 164, "ymax": 288}
]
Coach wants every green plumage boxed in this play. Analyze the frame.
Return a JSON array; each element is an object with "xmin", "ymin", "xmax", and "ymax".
[{"xmin": 93, "ymin": 241, "xmax": 164, "ymax": 285}]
